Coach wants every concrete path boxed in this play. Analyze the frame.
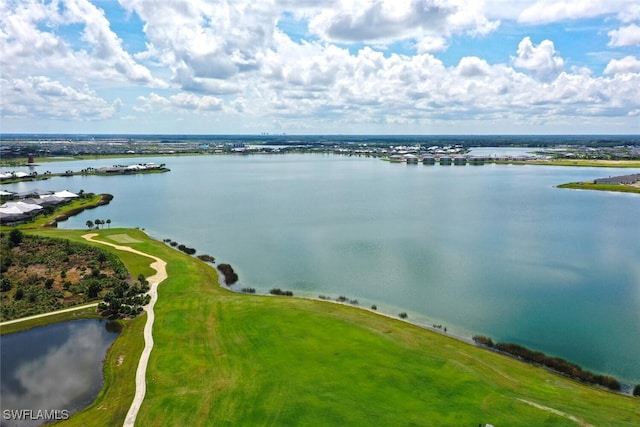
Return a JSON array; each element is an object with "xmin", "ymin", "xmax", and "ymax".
[
  {"xmin": 82, "ymin": 233, "xmax": 168, "ymax": 427},
  {"xmin": 0, "ymin": 302, "xmax": 100, "ymax": 327}
]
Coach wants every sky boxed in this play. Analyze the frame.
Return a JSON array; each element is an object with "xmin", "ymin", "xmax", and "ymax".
[{"xmin": 1, "ymin": 0, "xmax": 639, "ymax": 135}]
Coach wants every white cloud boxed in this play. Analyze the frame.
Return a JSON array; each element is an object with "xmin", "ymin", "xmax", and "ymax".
[
  {"xmin": 517, "ymin": 0, "xmax": 639, "ymax": 24},
  {"xmin": 512, "ymin": 37, "xmax": 564, "ymax": 80},
  {"xmin": 456, "ymin": 57, "xmax": 492, "ymax": 77},
  {"xmin": 608, "ymin": 24, "xmax": 640, "ymax": 47},
  {"xmin": 248, "ymin": 36, "xmax": 639, "ymax": 128},
  {"xmin": 120, "ymin": 0, "xmax": 278, "ymax": 92},
  {"xmin": 135, "ymin": 92, "xmax": 224, "ymax": 113},
  {"xmin": 1, "ymin": 76, "xmax": 119, "ymax": 120},
  {"xmin": 308, "ymin": 0, "xmax": 498, "ymax": 43},
  {"xmin": 415, "ymin": 35, "xmax": 448, "ymax": 53},
  {"xmin": 604, "ymin": 56, "xmax": 640, "ymax": 74},
  {"xmin": 1, "ymin": 0, "xmax": 639, "ymax": 132},
  {"xmin": 0, "ymin": 0, "xmax": 163, "ymax": 87}
]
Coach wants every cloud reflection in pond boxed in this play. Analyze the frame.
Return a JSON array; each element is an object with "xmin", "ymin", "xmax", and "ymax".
[{"xmin": 0, "ymin": 319, "xmax": 119, "ymax": 427}]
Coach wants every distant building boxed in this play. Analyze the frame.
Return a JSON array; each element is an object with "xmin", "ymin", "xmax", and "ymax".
[{"xmin": 594, "ymin": 173, "xmax": 640, "ymax": 185}]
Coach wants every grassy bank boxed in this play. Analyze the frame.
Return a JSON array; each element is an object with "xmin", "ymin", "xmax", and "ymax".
[
  {"xmin": 0, "ymin": 305, "xmax": 100, "ymax": 335},
  {"xmin": 557, "ymin": 182, "xmax": 640, "ymax": 194},
  {"xmin": 20, "ymin": 228, "xmax": 154, "ymax": 426},
  {"xmin": 5, "ymin": 227, "xmax": 635, "ymax": 425},
  {"xmin": 29, "ymin": 228, "xmax": 634, "ymax": 426},
  {"xmin": 58, "ymin": 315, "xmax": 146, "ymax": 427},
  {"xmin": 527, "ymin": 159, "xmax": 640, "ymax": 168}
]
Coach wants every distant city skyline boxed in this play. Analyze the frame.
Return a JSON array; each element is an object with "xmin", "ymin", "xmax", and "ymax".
[{"xmin": 1, "ymin": 0, "xmax": 639, "ymax": 135}]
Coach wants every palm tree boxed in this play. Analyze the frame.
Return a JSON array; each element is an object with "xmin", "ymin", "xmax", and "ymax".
[
  {"xmin": 86, "ymin": 220, "xmax": 94, "ymax": 229},
  {"xmin": 95, "ymin": 219, "xmax": 102, "ymax": 229},
  {"xmin": 106, "ymin": 219, "xmax": 111, "ymax": 229}
]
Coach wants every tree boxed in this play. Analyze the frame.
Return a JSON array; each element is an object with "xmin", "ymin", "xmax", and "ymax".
[
  {"xmin": 86, "ymin": 220, "xmax": 94, "ymax": 229},
  {"xmin": 8, "ymin": 229, "xmax": 23, "ymax": 248},
  {"xmin": 95, "ymin": 219, "xmax": 102, "ymax": 229},
  {"xmin": 87, "ymin": 281, "xmax": 102, "ymax": 299},
  {"xmin": 633, "ymin": 384, "xmax": 640, "ymax": 397},
  {"xmin": 106, "ymin": 219, "xmax": 111, "ymax": 228},
  {"xmin": 0, "ymin": 278, "xmax": 12, "ymax": 292}
]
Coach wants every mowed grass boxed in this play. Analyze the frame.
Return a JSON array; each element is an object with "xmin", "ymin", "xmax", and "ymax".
[
  {"xmin": 33, "ymin": 228, "xmax": 638, "ymax": 426},
  {"xmin": 527, "ymin": 159, "xmax": 640, "ymax": 168},
  {"xmin": 557, "ymin": 182, "xmax": 640, "ymax": 194}
]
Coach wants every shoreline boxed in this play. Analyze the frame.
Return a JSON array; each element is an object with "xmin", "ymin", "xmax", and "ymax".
[
  {"xmin": 2, "ymin": 228, "xmax": 638, "ymax": 427},
  {"xmin": 218, "ymin": 285, "xmax": 638, "ymax": 393},
  {"xmin": 160, "ymin": 232, "xmax": 639, "ymax": 390}
]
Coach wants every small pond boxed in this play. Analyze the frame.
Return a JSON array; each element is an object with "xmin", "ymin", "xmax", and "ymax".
[{"xmin": 0, "ymin": 319, "xmax": 120, "ymax": 426}]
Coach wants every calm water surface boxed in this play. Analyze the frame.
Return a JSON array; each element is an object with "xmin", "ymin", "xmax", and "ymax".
[
  {"xmin": 0, "ymin": 319, "xmax": 119, "ymax": 426},
  {"xmin": 3, "ymin": 154, "xmax": 639, "ymax": 383}
]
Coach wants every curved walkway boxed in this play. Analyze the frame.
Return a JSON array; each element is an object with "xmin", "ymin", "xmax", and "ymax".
[{"xmin": 82, "ymin": 233, "xmax": 168, "ymax": 427}]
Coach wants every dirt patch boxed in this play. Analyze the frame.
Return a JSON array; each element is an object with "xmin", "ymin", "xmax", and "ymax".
[
  {"xmin": 517, "ymin": 398, "xmax": 594, "ymax": 427},
  {"xmin": 117, "ymin": 354, "xmax": 125, "ymax": 367}
]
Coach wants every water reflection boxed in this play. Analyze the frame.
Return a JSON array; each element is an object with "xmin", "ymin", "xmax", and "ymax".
[{"xmin": 0, "ymin": 319, "xmax": 119, "ymax": 427}]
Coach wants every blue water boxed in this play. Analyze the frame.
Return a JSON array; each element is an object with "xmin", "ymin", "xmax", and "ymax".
[
  {"xmin": 0, "ymin": 319, "xmax": 119, "ymax": 426},
  {"xmin": 2, "ymin": 154, "xmax": 639, "ymax": 383}
]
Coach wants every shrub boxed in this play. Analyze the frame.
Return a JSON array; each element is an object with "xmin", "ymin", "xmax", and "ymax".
[
  {"xmin": 399, "ymin": 312, "xmax": 408, "ymax": 319},
  {"xmin": 269, "ymin": 288, "xmax": 293, "ymax": 296},
  {"xmin": 217, "ymin": 263, "xmax": 239, "ymax": 285},
  {"xmin": 197, "ymin": 254, "xmax": 216, "ymax": 263},
  {"xmin": 633, "ymin": 384, "xmax": 640, "ymax": 397},
  {"xmin": 371, "ymin": 304, "xmax": 377, "ymax": 310},
  {"xmin": 472, "ymin": 335, "xmax": 494, "ymax": 347},
  {"xmin": 0, "ymin": 278, "xmax": 12, "ymax": 292},
  {"xmin": 494, "ymin": 341, "xmax": 622, "ymax": 391},
  {"xmin": 8, "ymin": 229, "xmax": 23, "ymax": 248}
]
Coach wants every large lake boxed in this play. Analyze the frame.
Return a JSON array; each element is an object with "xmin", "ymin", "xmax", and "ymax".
[{"xmin": 3, "ymin": 152, "xmax": 639, "ymax": 384}]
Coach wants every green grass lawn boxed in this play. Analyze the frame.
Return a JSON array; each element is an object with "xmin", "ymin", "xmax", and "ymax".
[
  {"xmin": 527, "ymin": 159, "xmax": 640, "ymax": 168},
  {"xmin": 557, "ymin": 182, "xmax": 640, "ymax": 194},
  {"xmin": 21, "ymin": 228, "xmax": 638, "ymax": 426}
]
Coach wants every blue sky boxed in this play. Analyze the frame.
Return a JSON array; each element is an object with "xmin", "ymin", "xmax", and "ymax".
[{"xmin": 1, "ymin": 0, "xmax": 639, "ymax": 135}]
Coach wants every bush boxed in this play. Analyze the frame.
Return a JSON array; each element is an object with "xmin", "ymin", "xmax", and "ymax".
[
  {"xmin": 8, "ymin": 229, "xmax": 23, "ymax": 248},
  {"xmin": 472, "ymin": 335, "xmax": 494, "ymax": 347},
  {"xmin": 197, "ymin": 254, "xmax": 216, "ymax": 263},
  {"xmin": 399, "ymin": 312, "xmax": 408, "ymax": 319},
  {"xmin": 217, "ymin": 263, "xmax": 239, "ymax": 285},
  {"xmin": 0, "ymin": 278, "xmax": 12, "ymax": 292},
  {"xmin": 633, "ymin": 384, "xmax": 640, "ymax": 397},
  {"xmin": 269, "ymin": 288, "xmax": 293, "ymax": 296},
  {"xmin": 494, "ymin": 341, "xmax": 622, "ymax": 391}
]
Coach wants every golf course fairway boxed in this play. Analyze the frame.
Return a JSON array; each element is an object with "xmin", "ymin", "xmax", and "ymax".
[{"xmin": 28, "ymin": 228, "xmax": 638, "ymax": 426}]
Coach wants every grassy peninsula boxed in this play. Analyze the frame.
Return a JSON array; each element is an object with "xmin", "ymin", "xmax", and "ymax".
[
  {"xmin": 11, "ymin": 228, "xmax": 632, "ymax": 426},
  {"xmin": 557, "ymin": 181, "xmax": 640, "ymax": 194}
]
